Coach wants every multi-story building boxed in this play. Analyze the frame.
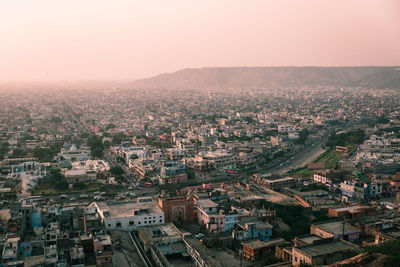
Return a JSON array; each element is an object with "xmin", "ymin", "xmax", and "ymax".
[
  {"xmin": 196, "ymin": 199, "xmax": 225, "ymax": 234},
  {"xmin": 91, "ymin": 199, "xmax": 165, "ymax": 231},
  {"xmin": 192, "ymin": 151, "xmax": 236, "ymax": 172},
  {"xmin": 159, "ymin": 161, "xmax": 188, "ymax": 185}
]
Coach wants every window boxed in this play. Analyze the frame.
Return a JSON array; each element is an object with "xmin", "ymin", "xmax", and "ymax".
[
  {"xmin": 116, "ymin": 222, "xmax": 121, "ymax": 227},
  {"xmin": 138, "ymin": 222, "xmax": 141, "ymax": 225},
  {"xmin": 129, "ymin": 221, "xmax": 134, "ymax": 225},
  {"xmin": 160, "ymin": 219, "xmax": 162, "ymax": 222},
  {"xmin": 153, "ymin": 220, "xmax": 155, "ymax": 223}
]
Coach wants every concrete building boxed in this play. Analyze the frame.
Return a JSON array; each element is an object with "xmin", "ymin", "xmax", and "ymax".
[
  {"xmin": 292, "ymin": 239, "xmax": 359, "ymax": 266},
  {"xmin": 193, "ymin": 151, "xmax": 236, "ymax": 172},
  {"xmin": 233, "ymin": 222, "xmax": 273, "ymax": 242},
  {"xmin": 64, "ymin": 169, "xmax": 88, "ymax": 184},
  {"xmin": 196, "ymin": 199, "xmax": 225, "ymax": 234},
  {"xmin": 242, "ymin": 238, "xmax": 286, "ymax": 261},
  {"xmin": 93, "ymin": 234, "xmax": 113, "ymax": 266},
  {"xmin": 310, "ymin": 221, "xmax": 361, "ymax": 242},
  {"xmin": 328, "ymin": 205, "xmax": 378, "ymax": 219},
  {"xmin": 159, "ymin": 161, "xmax": 188, "ymax": 185},
  {"xmin": 259, "ymin": 176, "xmax": 296, "ymax": 191},
  {"xmin": 90, "ymin": 200, "xmax": 164, "ymax": 231}
]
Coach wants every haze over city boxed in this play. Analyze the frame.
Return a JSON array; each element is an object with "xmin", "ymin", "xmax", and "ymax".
[
  {"xmin": 1, "ymin": 0, "xmax": 400, "ymax": 82},
  {"xmin": 1, "ymin": 1, "xmax": 400, "ymax": 267}
]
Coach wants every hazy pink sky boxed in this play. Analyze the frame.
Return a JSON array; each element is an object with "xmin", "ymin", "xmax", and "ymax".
[{"xmin": 1, "ymin": 0, "xmax": 399, "ymax": 81}]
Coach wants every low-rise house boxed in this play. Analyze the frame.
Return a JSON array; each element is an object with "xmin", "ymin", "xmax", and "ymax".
[
  {"xmin": 242, "ymin": 238, "xmax": 286, "ymax": 261},
  {"xmin": 310, "ymin": 221, "xmax": 361, "ymax": 242},
  {"xmin": 93, "ymin": 234, "xmax": 113, "ymax": 266},
  {"xmin": 233, "ymin": 222, "xmax": 273, "ymax": 242},
  {"xmin": 292, "ymin": 239, "xmax": 360, "ymax": 266}
]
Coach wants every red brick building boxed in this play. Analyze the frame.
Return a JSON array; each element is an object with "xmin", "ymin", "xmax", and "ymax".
[
  {"xmin": 328, "ymin": 205, "xmax": 378, "ymax": 219},
  {"xmin": 158, "ymin": 195, "xmax": 195, "ymax": 223}
]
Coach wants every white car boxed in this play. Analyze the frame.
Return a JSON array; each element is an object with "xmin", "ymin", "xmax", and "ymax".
[{"xmin": 196, "ymin": 233, "xmax": 205, "ymax": 238}]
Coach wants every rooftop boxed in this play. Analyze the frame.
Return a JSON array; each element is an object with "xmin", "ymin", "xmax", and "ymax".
[
  {"xmin": 295, "ymin": 235, "xmax": 322, "ymax": 244},
  {"xmin": 197, "ymin": 199, "xmax": 218, "ymax": 209},
  {"xmin": 294, "ymin": 239, "xmax": 357, "ymax": 257},
  {"xmin": 95, "ymin": 201, "xmax": 163, "ymax": 218},
  {"xmin": 313, "ymin": 221, "xmax": 360, "ymax": 235}
]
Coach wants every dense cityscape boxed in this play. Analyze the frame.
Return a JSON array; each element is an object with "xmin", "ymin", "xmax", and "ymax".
[
  {"xmin": 0, "ymin": 83, "xmax": 400, "ymax": 266},
  {"xmin": 1, "ymin": 0, "xmax": 400, "ymax": 266}
]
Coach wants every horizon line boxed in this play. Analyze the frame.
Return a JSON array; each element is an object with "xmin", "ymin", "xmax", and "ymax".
[{"xmin": 0, "ymin": 65, "xmax": 399, "ymax": 84}]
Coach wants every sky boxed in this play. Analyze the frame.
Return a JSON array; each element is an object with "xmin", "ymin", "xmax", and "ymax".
[{"xmin": 0, "ymin": 0, "xmax": 399, "ymax": 81}]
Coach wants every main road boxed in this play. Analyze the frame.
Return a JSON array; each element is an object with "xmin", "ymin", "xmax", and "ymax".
[{"xmin": 265, "ymin": 121, "xmax": 360, "ymax": 175}]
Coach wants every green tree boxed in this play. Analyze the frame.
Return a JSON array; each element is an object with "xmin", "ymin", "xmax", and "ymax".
[
  {"xmin": 33, "ymin": 147, "xmax": 57, "ymax": 162},
  {"xmin": 110, "ymin": 166, "xmax": 124, "ymax": 176},
  {"xmin": 87, "ymin": 135, "xmax": 104, "ymax": 158},
  {"xmin": 50, "ymin": 116, "xmax": 62, "ymax": 123},
  {"xmin": 295, "ymin": 129, "xmax": 310, "ymax": 144},
  {"xmin": 72, "ymin": 182, "xmax": 87, "ymax": 190},
  {"xmin": 105, "ymin": 123, "xmax": 116, "ymax": 130},
  {"xmin": 55, "ymin": 180, "xmax": 68, "ymax": 190}
]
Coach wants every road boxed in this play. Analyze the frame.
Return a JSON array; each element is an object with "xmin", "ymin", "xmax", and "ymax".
[
  {"xmin": 274, "ymin": 144, "xmax": 326, "ymax": 174},
  {"xmin": 264, "ymin": 121, "xmax": 361, "ymax": 175}
]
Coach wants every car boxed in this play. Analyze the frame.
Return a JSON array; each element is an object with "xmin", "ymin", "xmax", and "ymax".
[
  {"xmin": 196, "ymin": 233, "xmax": 205, "ymax": 238},
  {"xmin": 60, "ymin": 194, "xmax": 68, "ymax": 199}
]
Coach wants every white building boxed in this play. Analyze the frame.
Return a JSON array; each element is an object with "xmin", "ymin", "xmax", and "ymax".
[
  {"xmin": 90, "ymin": 199, "xmax": 164, "ymax": 231},
  {"xmin": 71, "ymin": 160, "xmax": 110, "ymax": 172},
  {"xmin": 119, "ymin": 146, "xmax": 146, "ymax": 164},
  {"xmin": 278, "ymin": 125, "xmax": 301, "ymax": 133},
  {"xmin": 195, "ymin": 151, "xmax": 236, "ymax": 171},
  {"xmin": 58, "ymin": 145, "xmax": 90, "ymax": 161}
]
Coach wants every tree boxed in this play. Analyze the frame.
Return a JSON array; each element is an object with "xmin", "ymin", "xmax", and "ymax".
[
  {"xmin": 112, "ymin": 134, "xmax": 125, "ymax": 145},
  {"xmin": 0, "ymin": 142, "xmax": 9, "ymax": 160},
  {"xmin": 50, "ymin": 116, "xmax": 62, "ymax": 124},
  {"xmin": 73, "ymin": 182, "xmax": 87, "ymax": 190},
  {"xmin": 55, "ymin": 180, "xmax": 68, "ymax": 190},
  {"xmin": 33, "ymin": 147, "xmax": 57, "ymax": 162},
  {"xmin": 10, "ymin": 148, "xmax": 27, "ymax": 158},
  {"xmin": 116, "ymin": 156, "xmax": 126, "ymax": 164},
  {"xmin": 295, "ymin": 129, "xmax": 310, "ymax": 144},
  {"xmin": 87, "ymin": 135, "xmax": 104, "ymax": 158},
  {"xmin": 80, "ymin": 132, "xmax": 89, "ymax": 138},
  {"xmin": 110, "ymin": 166, "xmax": 124, "ymax": 176},
  {"xmin": 105, "ymin": 123, "xmax": 116, "ymax": 130}
]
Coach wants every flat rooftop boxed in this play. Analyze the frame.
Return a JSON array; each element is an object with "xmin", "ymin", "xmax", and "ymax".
[
  {"xmin": 296, "ymin": 235, "xmax": 322, "ymax": 244},
  {"xmin": 263, "ymin": 177, "xmax": 295, "ymax": 183},
  {"xmin": 96, "ymin": 201, "xmax": 163, "ymax": 218},
  {"xmin": 197, "ymin": 199, "xmax": 218, "ymax": 209},
  {"xmin": 332, "ymin": 205, "xmax": 369, "ymax": 212},
  {"xmin": 313, "ymin": 221, "xmax": 360, "ymax": 234},
  {"xmin": 242, "ymin": 239, "xmax": 267, "ymax": 250},
  {"xmin": 242, "ymin": 238, "xmax": 285, "ymax": 249},
  {"xmin": 294, "ymin": 240, "xmax": 357, "ymax": 257}
]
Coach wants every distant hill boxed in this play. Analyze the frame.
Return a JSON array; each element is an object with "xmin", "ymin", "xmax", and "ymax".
[{"xmin": 130, "ymin": 66, "xmax": 400, "ymax": 90}]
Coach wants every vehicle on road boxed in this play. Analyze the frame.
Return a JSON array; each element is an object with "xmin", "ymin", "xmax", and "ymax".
[{"xmin": 196, "ymin": 233, "xmax": 205, "ymax": 238}]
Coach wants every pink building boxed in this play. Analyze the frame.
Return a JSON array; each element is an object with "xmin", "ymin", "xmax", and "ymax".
[{"xmin": 196, "ymin": 199, "xmax": 225, "ymax": 234}]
